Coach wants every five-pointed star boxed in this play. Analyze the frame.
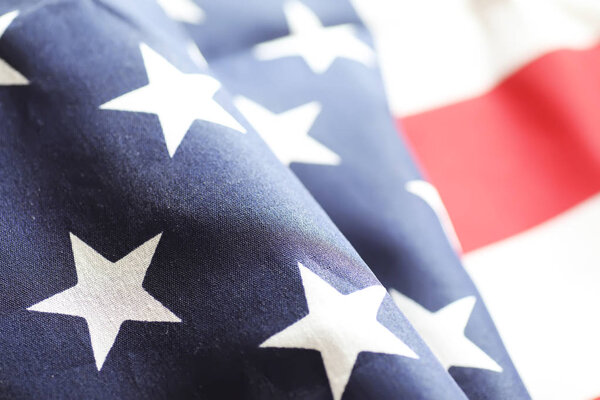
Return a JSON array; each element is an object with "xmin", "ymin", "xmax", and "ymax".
[
  {"xmin": 405, "ymin": 180, "xmax": 462, "ymax": 252},
  {"xmin": 156, "ymin": 0, "xmax": 205, "ymax": 24},
  {"xmin": 28, "ymin": 233, "xmax": 181, "ymax": 370},
  {"xmin": 390, "ymin": 289, "xmax": 502, "ymax": 372},
  {"xmin": 101, "ymin": 43, "xmax": 245, "ymax": 157},
  {"xmin": 261, "ymin": 262, "xmax": 417, "ymax": 400},
  {"xmin": 253, "ymin": 0, "xmax": 375, "ymax": 74},
  {"xmin": 234, "ymin": 96, "xmax": 340, "ymax": 166},
  {"xmin": 0, "ymin": 10, "xmax": 28, "ymax": 85}
]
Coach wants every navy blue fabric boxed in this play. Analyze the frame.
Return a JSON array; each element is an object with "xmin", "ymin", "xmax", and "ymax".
[
  {"xmin": 183, "ymin": 1, "xmax": 530, "ymax": 399},
  {"xmin": 0, "ymin": 0, "xmax": 478, "ymax": 399}
]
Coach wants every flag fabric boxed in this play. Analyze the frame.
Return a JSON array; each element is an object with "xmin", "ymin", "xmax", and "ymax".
[
  {"xmin": 185, "ymin": 1, "xmax": 529, "ymax": 399},
  {"xmin": 352, "ymin": 0, "xmax": 600, "ymax": 399},
  {"xmin": 0, "ymin": 0, "xmax": 581, "ymax": 399}
]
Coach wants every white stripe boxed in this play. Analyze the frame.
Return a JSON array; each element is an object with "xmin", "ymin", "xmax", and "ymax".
[
  {"xmin": 463, "ymin": 193, "xmax": 600, "ymax": 400},
  {"xmin": 351, "ymin": 0, "xmax": 600, "ymax": 116}
]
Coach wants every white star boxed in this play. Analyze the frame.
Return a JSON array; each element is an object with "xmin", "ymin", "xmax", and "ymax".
[
  {"xmin": 261, "ymin": 262, "xmax": 417, "ymax": 400},
  {"xmin": 390, "ymin": 289, "xmax": 502, "ymax": 372},
  {"xmin": 405, "ymin": 180, "xmax": 462, "ymax": 252},
  {"xmin": 0, "ymin": 10, "xmax": 28, "ymax": 85},
  {"xmin": 28, "ymin": 233, "xmax": 181, "ymax": 370},
  {"xmin": 186, "ymin": 41, "xmax": 208, "ymax": 68},
  {"xmin": 253, "ymin": 0, "xmax": 375, "ymax": 74},
  {"xmin": 234, "ymin": 96, "xmax": 340, "ymax": 166},
  {"xmin": 156, "ymin": 0, "xmax": 205, "ymax": 24},
  {"xmin": 101, "ymin": 44, "xmax": 245, "ymax": 157}
]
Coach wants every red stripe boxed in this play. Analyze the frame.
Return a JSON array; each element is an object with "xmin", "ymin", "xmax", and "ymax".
[{"xmin": 399, "ymin": 44, "xmax": 600, "ymax": 252}]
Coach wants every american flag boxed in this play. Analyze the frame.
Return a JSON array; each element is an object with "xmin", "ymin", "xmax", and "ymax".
[{"xmin": 0, "ymin": 0, "xmax": 595, "ymax": 399}]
